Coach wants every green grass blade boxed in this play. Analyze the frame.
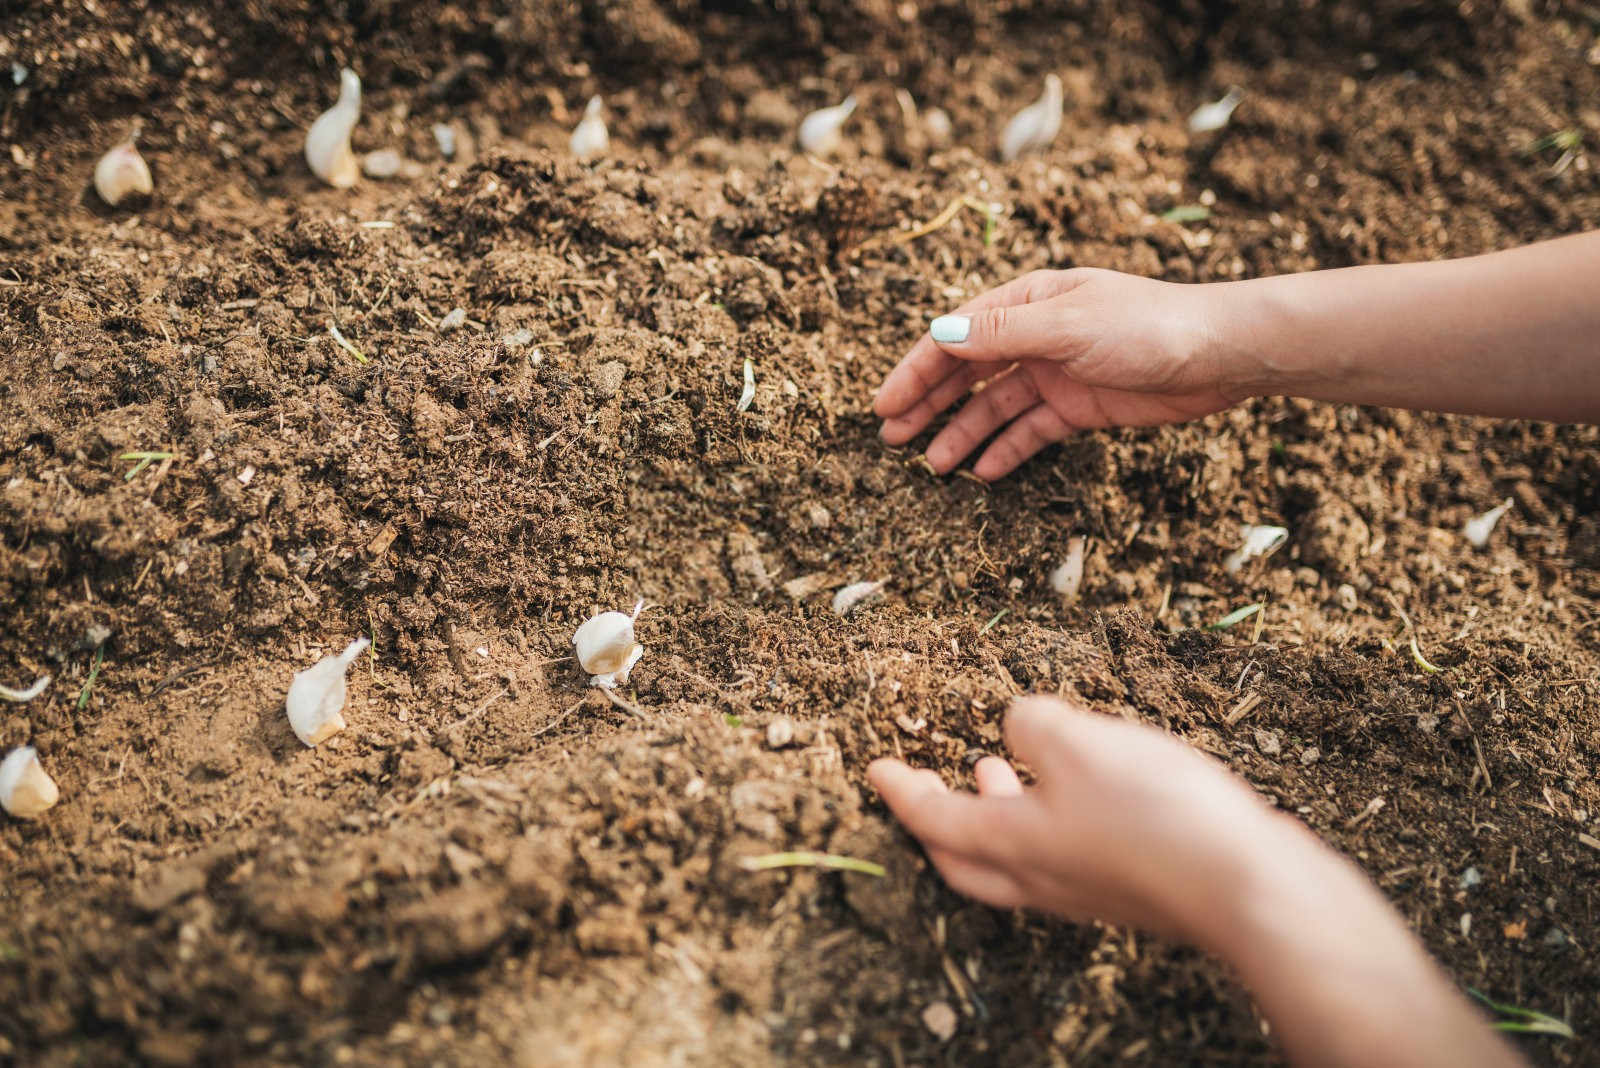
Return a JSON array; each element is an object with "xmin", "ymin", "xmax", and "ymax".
[{"xmin": 1208, "ymin": 602, "xmax": 1264, "ymax": 630}]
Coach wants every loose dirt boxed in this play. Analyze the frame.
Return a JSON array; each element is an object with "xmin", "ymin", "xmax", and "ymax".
[{"xmin": 2, "ymin": 1, "xmax": 1598, "ymax": 1064}]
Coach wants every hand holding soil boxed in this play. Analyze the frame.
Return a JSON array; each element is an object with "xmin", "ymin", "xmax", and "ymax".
[{"xmin": 872, "ymin": 698, "xmax": 1526, "ymax": 1068}]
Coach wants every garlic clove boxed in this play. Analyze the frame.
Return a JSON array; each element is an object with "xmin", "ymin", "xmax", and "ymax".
[
  {"xmin": 573, "ymin": 600, "xmax": 644, "ymax": 688},
  {"xmin": 285, "ymin": 637, "xmax": 370, "ymax": 747},
  {"xmin": 1187, "ymin": 87, "xmax": 1244, "ymax": 134},
  {"xmin": 1463, "ymin": 498, "xmax": 1513, "ymax": 549},
  {"xmin": 0, "ymin": 746, "xmax": 60, "ymax": 819},
  {"xmin": 1223, "ymin": 524, "xmax": 1289, "ymax": 574},
  {"xmin": 0, "ymin": 674, "xmax": 51, "ymax": 703},
  {"xmin": 432, "ymin": 122, "xmax": 457, "ymax": 160},
  {"xmin": 93, "ymin": 137, "xmax": 153, "ymax": 207},
  {"xmin": 1051, "ymin": 536, "xmax": 1086, "ymax": 601},
  {"xmin": 306, "ymin": 68, "xmax": 362, "ymax": 188},
  {"xmin": 923, "ymin": 107, "xmax": 953, "ymax": 146},
  {"xmin": 570, "ymin": 96, "xmax": 609, "ymax": 162},
  {"xmin": 361, "ymin": 147, "xmax": 404, "ymax": 179},
  {"xmin": 1000, "ymin": 74, "xmax": 1063, "ymax": 162},
  {"xmin": 797, "ymin": 94, "xmax": 857, "ymax": 157},
  {"xmin": 832, "ymin": 580, "xmax": 885, "ymax": 617}
]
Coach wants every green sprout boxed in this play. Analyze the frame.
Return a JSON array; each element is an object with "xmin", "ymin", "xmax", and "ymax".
[
  {"xmin": 76, "ymin": 644, "xmax": 105, "ymax": 711},
  {"xmin": 1521, "ymin": 129, "xmax": 1581, "ymax": 156},
  {"xmin": 1161, "ymin": 204, "xmax": 1211, "ymax": 224},
  {"xmin": 739, "ymin": 851, "xmax": 886, "ymax": 877},
  {"xmin": 978, "ymin": 609, "xmax": 1009, "ymax": 635},
  {"xmin": 119, "ymin": 451, "xmax": 175, "ymax": 480},
  {"xmin": 1209, "ymin": 602, "xmax": 1264, "ymax": 631},
  {"xmin": 724, "ymin": 713, "xmax": 744, "ymax": 728},
  {"xmin": 1467, "ymin": 989, "xmax": 1575, "ymax": 1039}
]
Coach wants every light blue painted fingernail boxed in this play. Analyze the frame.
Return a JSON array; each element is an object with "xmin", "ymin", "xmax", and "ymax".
[{"xmin": 929, "ymin": 315, "xmax": 970, "ymax": 344}]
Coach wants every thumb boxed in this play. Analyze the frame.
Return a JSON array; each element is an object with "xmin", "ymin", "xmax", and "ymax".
[{"xmin": 928, "ymin": 294, "xmax": 1079, "ymax": 363}]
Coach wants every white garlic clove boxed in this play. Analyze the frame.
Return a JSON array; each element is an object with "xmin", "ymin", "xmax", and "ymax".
[
  {"xmin": 1000, "ymin": 74, "xmax": 1063, "ymax": 162},
  {"xmin": 832, "ymin": 580, "xmax": 885, "ymax": 617},
  {"xmin": 923, "ymin": 107, "xmax": 953, "ymax": 146},
  {"xmin": 1051, "ymin": 536, "xmax": 1086, "ymax": 601},
  {"xmin": 437, "ymin": 307, "xmax": 467, "ymax": 332},
  {"xmin": 797, "ymin": 94, "xmax": 857, "ymax": 157},
  {"xmin": 570, "ymin": 96, "xmax": 609, "ymax": 162},
  {"xmin": 361, "ymin": 147, "xmax": 404, "ymax": 179},
  {"xmin": 573, "ymin": 600, "xmax": 644, "ymax": 688},
  {"xmin": 432, "ymin": 122, "xmax": 457, "ymax": 160},
  {"xmin": 0, "ymin": 746, "xmax": 60, "ymax": 819},
  {"xmin": 286, "ymin": 637, "xmax": 370, "ymax": 747},
  {"xmin": 1223, "ymin": 524, "xmax": 1289, "ymax": 574},
  {"xmin": 1187, "ymin": 87, "xmax": 1244, "ymax": 134},
  {"xmin": 93, "ymin": 137, "xmax": 153, "ymax": 206},
  {"xmin": 1463, "ymin": 498, "xmax": 1513, "ymax": 549},
  {"xmin": 0, "ymin": 675, "xmax": 51, "ymax": 703},
  {"xmin": 306, "ymin": 68, "xmax": 362, "ymax": 188}
]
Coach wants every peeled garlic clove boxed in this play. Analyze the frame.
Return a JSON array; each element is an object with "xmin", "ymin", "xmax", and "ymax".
[
  {"xmin": 432, "ymin": 122, "xmax": 457, "ymax": 160},
  {"xmin": 1187, "ymin": 87, "xmax": 1244, "ymax": 134},
  {"xmin": 570, "ymin": 96, "xmax": 609, "ymax": 162},
  {"xmin": 0, "ymin": 675, "xmax": 50, "ymax": 703},
  {"xmin": 832, "ymin": 580, "xmax": 885, "ymax": 617},
  {"xmin": 0, "ymin": 746, "xmax": 60, "ymax": 819},
  {"xmin": 1463, "ymin": 498, "xmax": 1513, "ymax": 549},
  {"xmin": 306, "ymin": 68, "xmax": 362, "ymax": 188},
  {"xmin": 573, "ymin": 600, "xmax": 644, "ymax": 689},
  {"xmin": 1051, "ymin": 536, "xmax": 1086, "ymax": 601},
  {"xmin": 1000, "ymin": 73, "xmax": 1063, "ymax": 162},
  {"xmin": 1223, "ymin": 524, "xmax": 1289, "ymax": 574},
  {"xmin": 93, "ymin": 137, "xmax": 153, "ymax": 206},
  {"xmin": 798, "ymin": 94, "xmax": 857, "ymax": 157},
  {"xmin": 923, "ymin": 107, "xmax": 953, "ymax": 146},
  {"xmin": 361, "ymin": 148, "xmax": 404, "ymax": 179},
  {"xmin": 286, "ymin": 637, "xmax": 370, "ymax": 747}
]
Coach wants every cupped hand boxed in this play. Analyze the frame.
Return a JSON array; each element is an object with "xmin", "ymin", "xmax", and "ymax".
[
  {"xmin": 875, "ymin": 269, "xmax": 1250, "ymax": 480},
  {"xmin": 867, "ymin": 696, "xmax": 1298, "ymax": 945}
]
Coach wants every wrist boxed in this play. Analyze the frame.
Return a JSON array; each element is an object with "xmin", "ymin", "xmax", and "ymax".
[{"xmin": 1202, "ymin": 276, "xmax": 1341, "ymax": 402}]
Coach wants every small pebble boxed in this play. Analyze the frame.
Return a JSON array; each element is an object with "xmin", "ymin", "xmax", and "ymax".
[
  {"xmin": 921, "ymin": 1001, "xmax": 958, "ymax": 1042},
  {"xmin": 1253, "ymin": 729, "xmax": 1281, "ymax": 757},
  {"xmin": 1335, "ymin": 583, "xmax": 1358, "ymax": 611},
  {"xmin": 1300, "ymin": 746, "xmax": 1321, "ymax": 765}
]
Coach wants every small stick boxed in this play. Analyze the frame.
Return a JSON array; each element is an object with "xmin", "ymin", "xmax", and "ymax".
[{"xmin": 600, "ymin": 687, "xmax": 647, "ymax": 719}]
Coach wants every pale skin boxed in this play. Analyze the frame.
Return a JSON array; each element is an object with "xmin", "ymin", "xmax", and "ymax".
[{"xmin": 865, "ymin": 236, "xmax": 1600, "ymax": 1063}]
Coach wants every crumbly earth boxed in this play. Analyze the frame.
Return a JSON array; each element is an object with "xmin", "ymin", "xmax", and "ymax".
[{"xmin": 2, "ymin": 1, "xmax": 1598, "ymax": 1064}]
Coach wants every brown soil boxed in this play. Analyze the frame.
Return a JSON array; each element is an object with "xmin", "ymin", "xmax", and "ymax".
[{"xmin": 3, "ymin": 1, "xmax": 1599, "ymax": 1064}]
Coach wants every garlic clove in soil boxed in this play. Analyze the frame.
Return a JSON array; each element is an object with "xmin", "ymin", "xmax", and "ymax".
[
  {"xmin": 570, "ymin": 96, "xmax": 610, "ymax": 162},
  {"xmin": 922, "ymin": 106, "xmax": 953, "ymax": 147},
  {"xmin": 573, "ymin": 600, "xmax": 644, "ymax": 689},
  {"xmin": 93, "ymin": 136, "xmax": 153, "ymax": 207},
  {"xmin": 797, "ymin": 94, "xmax": 857, "ymax": 157},
  {"xmin": 832, "ymin": 580, "xmax": 885, "ymax": 618},
  {"xmin": 0, "ymin": 746, "xmax": 60, "ymax": 819},
  {"xmin": 286, "ymin": 637, "xmax": 370, "ymax": 747},
  {"xmin": 1463, "ymin": 498, "xmax": 1513, "ymax": 549},
  {"xmin": 1000, "ymin": 74, "xmax": 1063, "ymax": 162},
  {"xmin": 306, "ymin": 68, "xmax": 362, "ymax": 188},
  {"xmin": 0, "ymin": 674, "xmax": 51, "ymax": 703},
  {"xmin": 1051, "ymin": 536, "xmax": 1086, "ymax": 602},
  {"xmin": 1187, "ymin": 87, "xmax": 1244, "ymax": 134},
  {"xmin": 361, "ymin": 148, "xmax": 404, "ymax": 179},
  {"xmin": 1223, "ymin": 524, "xmax": 1289, "ymax": 574}
]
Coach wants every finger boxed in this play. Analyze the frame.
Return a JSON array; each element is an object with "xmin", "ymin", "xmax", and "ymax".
[
  {"xmin": 1002, "ymin": 696, "xmax": 1094, "ymax": 782},
  {"xmin": 867, "ymin": 758, "xmax": 1022, "ymax": 863},
  {"xmin": 974, "ymin": 756, "xmax": 1024, "ymax": 797},
  {"xmin": 875, "ymin": 271, "xmax": 1065, "ymax": 419},
  {"xmin": 928, "ymin": 293, "xmax": 1083, "ymax": 366},
  {"xmin": 926, "ymin": 847, "xmax": 1027, "ymax": 908},
  {"xmin": 971, "ymin": 402, "xmax": 1074, "ymax": 481},
  {"xmin": 925, "ymin": 372, "xmax": 1041, "ymax": 474},
  {"xmin": 880, "ymin": 363, "xmax": 998, "ymax": 445}
]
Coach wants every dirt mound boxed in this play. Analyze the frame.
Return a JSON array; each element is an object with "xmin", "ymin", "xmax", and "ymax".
[{"xmin": 2, "ymin": 0, "xmax": 1598, "ymax": 1063}]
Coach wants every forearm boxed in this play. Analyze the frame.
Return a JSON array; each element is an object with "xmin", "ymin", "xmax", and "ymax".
[
  {"xmin": 1204, "ymin": 820, "xmax": 1524, "ymax": 1068},
  {"xmin": 1217, "ymin": 231, "xmax": 1600, "ymax": 422}
]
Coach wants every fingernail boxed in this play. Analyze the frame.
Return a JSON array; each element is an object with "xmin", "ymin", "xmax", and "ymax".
[{"xmin": 929, "ymin": 315, "xmax": 970, "ymax": 344}]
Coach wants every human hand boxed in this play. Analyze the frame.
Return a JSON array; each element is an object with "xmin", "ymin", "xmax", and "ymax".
[
  {"xmin": 874, "ymin": 269, "xmax": 1254, "ymax": 480},
  {"xmin": 867, "ymin": 696, "xmax": 1297, "ymax": 945}
]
